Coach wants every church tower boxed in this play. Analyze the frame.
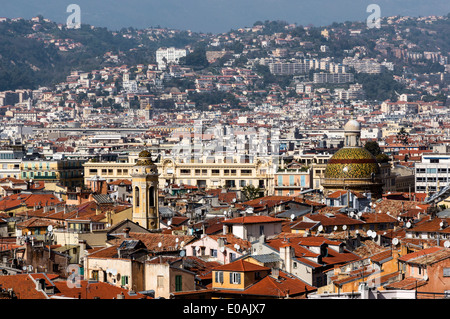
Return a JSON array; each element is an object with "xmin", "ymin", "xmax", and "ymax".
[{"xmin": 131, "ymin": 150, "xmax": 159, "ymax": 230}]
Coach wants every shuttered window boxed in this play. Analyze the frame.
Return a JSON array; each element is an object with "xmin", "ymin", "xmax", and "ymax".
[{"xmin": 175, "ymin": 275, "xmax": 182, "ymax": 292}]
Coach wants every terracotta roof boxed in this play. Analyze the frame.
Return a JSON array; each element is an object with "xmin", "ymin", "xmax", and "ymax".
[
  {"xmin": 222, "ymin": 215, "xmax": 284, "ymax": 225},
  {"xmin": 398, "ymin": 247, "xmax": 450, "ymax": 265},
  {"xmin": 304, "ymin": 212, "xmax": 364, "ymax": 227},
  {"xmin": 214, "ymin": 259, "xmax": 270, "ymax": 272},
  {"xmin": 384, "ymin": 277, "xmax": 428, "ymax": 290},
  {"xmin": 108, "ymin": 232, "xmax": 196, "ymax": 253},
  {"xmin": 237, "ymin": 270, "xmax": 316, "ymax": 297},
  {"xmin": 0, "ymin": 274, "xmax": 48, "ymax": 299},
  {"xmin": 208, "ymin": 233, "xmax": 252, "ymax": 251},
  {"xmin": 52, "ymin": 280, "xmax": 151, "ymax": 299}
]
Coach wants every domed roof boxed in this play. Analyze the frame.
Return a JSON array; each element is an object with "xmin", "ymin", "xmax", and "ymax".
[
  {"xmin": 138, "ymin": 150, "xmax": 151, "ymax": 158},
  {"xmin": 324, "ymin": 147, "xmax": 379, "ymax": 179},
  {"xmin": 136, "ymin": 150, "xmax": 154, "ymax": 166},
  {"xmin": 344, "ymin": 119, "xmax": 361, "ymax": 132}
]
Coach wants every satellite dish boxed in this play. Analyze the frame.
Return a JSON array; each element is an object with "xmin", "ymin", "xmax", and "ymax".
[
  {"xmin": 28, "ymin": 265, "xmax": 33, "ymax": 272},
  {"xmin": 406, "ymin": 221, "xmax": 412, "ymax": 228},
  {"xmin": 290, "ymin": 214, "xmax": 295, "ymax": 221},
  {"xmin": 175, "ymin": 238, "xmax": 179, "ymax": 243},
  {"xmin": 180, "ymin": 241, "xmax": 185, "ymax": 247},
  {"xmin": 358, "ymin": 211, "xmax": 363, "ymax": 217},
  {"xmin": 195, "ymin": 246, "xmax": 200, "ymax": 251},
  {"xmin": 158, "ymin": 242, "xmax": 162, "ymax": 248},
  {"xmin": 167, "ymin": 220, "xmax": 172, "ymax": 226},
  {"xmin": 27, "ymin": 231, "xmax": 31, "ymax": 236},
  {"xmin": 47, "ymin": 225, "xmax": 53, "ymax": 232},
  {"xmin": 423, "ymin": 274, "xmax": 429, "ymax": 281},
  {"xmin": 333, "ymin": 226, "xmax": 338, "ymax": 231},
  {"xmin": 392, "ymin": 238, "xmax": 399, "ymax": 246},
  {"xmin": 367, "ymin": 230, "xmax": 372, "ymax": 237},
  {"xmin": 444, "ymin": 241, "xmax": 450, "ymax": 248},
  {"xmin": 342, "ymin": 225, "xmax": 347, "ymax": 231},
  {"xmin": 349, "ymin": 211, "xmax": 355, "ymax": 218},
  {"xmin": 371, "ymin": 232, "xmax": 377, "ymax": 239},
  {"xmin": 234, "ymin": 244, "xmax": 240, "ymax": 250},
  {"xmin": 318, "ymin": 225, "xmax": 324, "ymax": 232},
  {"xmin": 220, "ymin": 247, "xmax": 225, "ymax": 253},
  {"xmin": 179, "ymin": 250, "xmax": 186, "ymax": 257}
]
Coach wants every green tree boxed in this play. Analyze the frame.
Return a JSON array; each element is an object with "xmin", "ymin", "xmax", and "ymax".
[
  {"xmin": 396, "ymin": 127, "xmax": 410, "ymax": 145},
  {"xmin": 242, "ymin": 184, "xmax": 262, "ymax": 201},
  {"xmin": 364, "ymin": 141, "xmax": 382, "ymax": 157}
]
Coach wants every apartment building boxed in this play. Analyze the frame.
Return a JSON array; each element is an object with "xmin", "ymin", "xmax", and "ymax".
[
  {"xmin": 415, "ymin": 153, "xmax": 450, "ymax": 193},
  {"xmin": 313, "ymin": 72, "xmax": 354, "ymax": 84},
  {"xmin": 0, "ymin": 145, "xmax": 24, "ymax": 179},
  {"xmin": 84, "ymin": 154, "xmax": 275, "ymax": 195},
  {"xmin": 156, "ymin": 47, "xmax": 187, "ymax": 70},
  {"xmin": 268, "ymin": 61, "xmax": 309, "ymax": 75},
  {"xmin": 20, "ymin": 159, "xmax": 85, "ymax": 190}
]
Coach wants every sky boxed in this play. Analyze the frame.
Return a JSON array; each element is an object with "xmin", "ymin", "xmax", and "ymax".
[{"xmin": 1, "ymin": 0, "xmax": 450, "ymax": 33}]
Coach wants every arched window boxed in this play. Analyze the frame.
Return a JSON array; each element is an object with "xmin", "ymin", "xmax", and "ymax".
[
  {"xmin": 135, "ymin": 186, "xmax": 140, "ymax": 207},
  {"xmin": 149, "ymin": 186, "xmax": 155, "ymax": 207}
]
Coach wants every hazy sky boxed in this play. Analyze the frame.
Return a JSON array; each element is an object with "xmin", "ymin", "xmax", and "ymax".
[{"xmin": 1, "ymin": 0, "xmax": 450, "ymax": 33}]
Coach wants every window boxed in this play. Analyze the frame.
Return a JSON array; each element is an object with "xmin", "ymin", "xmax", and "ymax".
[
  {"xmin": 175, "ymin": 275, "xmax": 182, "ymax": 292},
  {"xmin": 210, "ymin": 249, "xmax": 217, "ymax": 257},
  {"xmin": 230, "ymin": 272, "xmax": 241, "ymax": 284},
  {"xmin": 215, "ymin": 271, "xmax": 224, "ymax": 283},
  {"xmin": 443, "ymin": 268, "xmax": 450, "ymax": 277},
  {"xmin": 121, "ymin": 275, "xmax": 128, "ymax": 286}
]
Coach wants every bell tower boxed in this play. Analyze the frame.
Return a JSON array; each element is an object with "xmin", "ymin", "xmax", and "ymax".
[{"xmin": 131, "ymin": 150, "xmax": 159, "ymax": 230}]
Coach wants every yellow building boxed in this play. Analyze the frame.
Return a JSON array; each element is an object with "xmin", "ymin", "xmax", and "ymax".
[
  {"xmin": 83, "ymin": 153, "xmax": 275, "ymax": 195},
  {"xmin": 20, "ymin": 159, "xmax": 84, "ymax": 191},
  {"xmin": 131, "ymin": 150, "xmax": 159, "ymax": 230}
]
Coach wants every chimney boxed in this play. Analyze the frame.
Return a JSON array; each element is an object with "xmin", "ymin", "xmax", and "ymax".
[
  {"xmin": 270, "ymin": 267, "xmax": 280, "ymax": 279},
  {"xmin": 116, "ymin": 293, "xmax": 125, "ymax": 299},
  {"xmin": 280, "ymin": 245, "xmax": 293, "ymax": 274},
  {"xmin": 123, "ymin": 227, "xmax": 131, "ymax": 238},
  {"xmin": 78, "ymin": 240, "xmax": 87, "ymax": 266}
]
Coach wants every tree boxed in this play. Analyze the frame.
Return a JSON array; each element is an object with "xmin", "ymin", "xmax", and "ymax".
[
  {"xmin": 396, "ymin": 127, "xmax": 410, "ymax": 145},
  {"xmin": 242, "ymin": 185, "xmax": 262, "ymax": 201},
  {"xmin": 364, "ymin": 141, "xmax": 381, "ymax": 157}
]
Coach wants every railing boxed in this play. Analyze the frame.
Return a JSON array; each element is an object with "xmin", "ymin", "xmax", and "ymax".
[{"xmin": 416, "ymin": 291, "xmax": 450, "ymax": 299}]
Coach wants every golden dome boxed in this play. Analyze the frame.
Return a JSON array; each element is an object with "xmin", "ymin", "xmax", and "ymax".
[{"xmin": 324, "ymin": 147, "xmax": 380, "ymax": 179}]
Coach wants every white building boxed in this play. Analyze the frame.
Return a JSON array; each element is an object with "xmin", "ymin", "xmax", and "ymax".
[
  {"xmin": 156, "ymin": 47, "xmax": 187, "ymax": 70},
  {"xmin": 415, "ymin": 153, "xmax": 450, "ymax": 193}
]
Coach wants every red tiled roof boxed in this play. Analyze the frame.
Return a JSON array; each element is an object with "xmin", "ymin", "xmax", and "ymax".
[
  {"xmin": 0, "ymin": 274, "xmax": 48, "ymax": 299},
  {"xmin": 52, "ymin": 280, "xmax": 151, "ymax": 299},
  {"xmin": 222, "ymin": 215, "xmax": 283, "ymax": 225},
  {"xmin": 237, "ymin": 270, "xmax": 316, "ymax": 297},
  {"xmin": 214, "ymin": 259, "xmax": 270, "ymax": 272}
]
